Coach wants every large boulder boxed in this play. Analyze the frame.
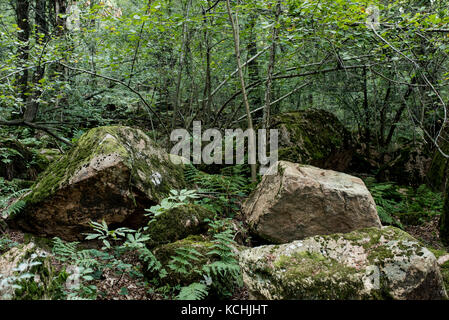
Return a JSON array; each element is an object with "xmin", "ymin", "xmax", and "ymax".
[
  {"xmin": 242, "ymin": 161, "xmax": 382, "ymax": 243},
  {"xmin": 377, "ymin": 140, "xmax": 432, "ymax": 187},
  {"xmin": 269, "ymin": 109, "xmax": 354, "ymax": 172},
  {"xmin": 239, "ymin": 226, "xmax": 448, "ymax": 300},
  {"xmin": 8, "ymin": 126, "xmax": 185, "ymax": 240}
]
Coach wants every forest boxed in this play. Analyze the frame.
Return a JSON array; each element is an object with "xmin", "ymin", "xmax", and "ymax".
[{"xmin": 1, "ymin": 0, "xmax": 449, "ymax": 301}]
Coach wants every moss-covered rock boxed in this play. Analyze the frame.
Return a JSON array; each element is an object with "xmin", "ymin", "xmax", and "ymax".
[
  {"xmin": 146, "ymin": 204, "xmax": 214, "ymax": 246},
  {"xmin": 428, "ymin": 140, "xmax": 449, "ymax": 192},
  {"xmin": 377, "ymin": 141, "xmax": 432, "ymax": 187},
  {"xmin": 427, "ymin": 248, "xmax": 449, "ymax": 291},
  {"xmin": 9, "ymin": 126, "xmax": 185, "ymax": 240},
  {"xmin": 269, "ymin": 109, "xmax": 354, "ymax": 171},
  {"xmin": 239, "ymin": 226, "xmax": 447, "ymax": 300},
  {"xmin": 153, "ymin": 235, "xmax": 214, "ymax": 286},
  {"xmin": 0, "ymin": 240, "xmax": 67, "ymax": 300}
]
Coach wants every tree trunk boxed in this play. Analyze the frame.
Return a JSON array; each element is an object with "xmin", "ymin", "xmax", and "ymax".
[
  {"xmin": 226, "ymin": 0, "xmax": 257, "ymax": 182},
  {"xmin": 15, "ymin": 0, "xmax": 30, "ymax": 112},
  {"xmin": 262, "ymin": 0, "xmax": 281, "ymax": 129}
]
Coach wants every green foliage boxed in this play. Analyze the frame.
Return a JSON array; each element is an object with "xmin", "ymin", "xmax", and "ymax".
[
  {"xmin": 145, "ymin": 189, "xmax": 199, "ymax": 217},
  {"xmin": 185, "ymin": 164, "xmax": 250, "ymax": 216},
  {"xmin": 174, "ymin": 218, "xmax": 243, "ymax": 300},
  {"xmin": 84, "ymin": 220, "xmax": 137, "ymax": 249},
  {"xmin": 0, "ymin": 236, "xmax": 17, "ymax": 255},
  {"xmin": 0, "ymin": 188, "xmax": 30, "ymax": 218},
  {"xmin": 177, "ymin": 282, "xmax": 208, "ymax": 300},
  {"xmin": 365, "ymin": 178, "xmax": 443, "ymax": 227}
]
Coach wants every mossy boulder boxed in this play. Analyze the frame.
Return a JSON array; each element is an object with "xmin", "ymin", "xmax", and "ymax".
[
  {"xmin": 146, "ymin": 204, "xmax": 214, "ymax": 246},
  {"xmin": 239, "ymin": 226, "xmax": 447, "ymax": 300},
  {"xmin": 377, "ymin": 141, "xmax": 432, "ymax": 187},
  {"xmin": 269, "ymin": 109, "xmax": 354, "ymax": 171},
  {"xmin": 152, "ymin": 235, "xmax": 214, "ymax": 286},
  {"xmin": 8, "ymin": 126, "xmax": 185, "ymax": 240},
  {"xmin": 0, "ymin": 242, "xmax": 37, "ymax": 299},
  {"xmin": 428, "ymin": 139, "xmax": 449, "ymax": 192}
]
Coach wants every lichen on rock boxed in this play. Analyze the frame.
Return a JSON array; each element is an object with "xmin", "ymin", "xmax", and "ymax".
[
  {"xmin": 8, "ymin": 126, "xmax": 185, "ymax": 240},
  {"xmin": 239, "ymin": 226, "xmax": 448, "ymax": 300}
]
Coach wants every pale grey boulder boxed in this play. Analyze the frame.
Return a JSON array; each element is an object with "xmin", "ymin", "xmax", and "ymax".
[
  {"xmin": 242, "ymin": 161, "xmax": 381, "ymax": 243},
  {"xmin": 239, "ymin": 226, "xmax": 447, "ymax": 300}
]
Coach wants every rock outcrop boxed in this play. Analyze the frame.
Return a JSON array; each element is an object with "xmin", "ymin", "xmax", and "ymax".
[
  {"xmin": 242, "ymin": 161, "xmax": 381, "ymax": 243},
  {"xmin": 269, "ymin": 109, "xmax": 354, "ymax": 172},
  {"xmin": 8, "ymin": 126, "xmax": 185, "ymax": 240},
  {"xmin": 239, "ymin": 226, "xmax": 448, "ymax": 300}
]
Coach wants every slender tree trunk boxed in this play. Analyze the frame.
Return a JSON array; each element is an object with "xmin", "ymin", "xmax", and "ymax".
[
  {"xmin": 262, "ymin": 0, "xmax": 281, "ymax": 129},
  {"xmin": 246, "ymin": 13, "xmax": 261, "ymax": 118},
  {"xmin": 362, "ymin": 66, "xmax": 370, "ymax": 157},
  {"xmin": 226, "ymin": 0, "xmax": 257, "ymax": 182},
  {"xmin": 201, "ymin": 1, "xmax": 212, "ymax": 120},
  {"xmin": 15, "ymin": 0, "xmax": 30, "ymax": 113},
  {"xmin": 172, "ymin": 0, "xmax": 192, "ymax": 131},
  {"xmin": 24, "ymin": 0, "xmax": 49, "ymax": 123}
]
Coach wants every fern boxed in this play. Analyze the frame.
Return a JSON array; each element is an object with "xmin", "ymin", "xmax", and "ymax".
[
  {"xmin": 184, "ymin": 164, "xmax": 249, "ymax": 215},
  {"xmin": 177, "ymin": 282, "xmax": 208, "ymax": 300},
  {"xmin": 0, "ymin": 188, "xmax": 30, "ymax": 218},
  {"xmin": 168, "ymin": 247, "xmax": 204, "ymax": 276},
  {"xmin": 52, "ymin": 237, "xmax": 99, "ymax": 268}
]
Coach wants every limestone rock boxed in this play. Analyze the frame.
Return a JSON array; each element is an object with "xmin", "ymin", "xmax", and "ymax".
[
  {"xmin": 9, "ymin": 126, "xmax": 185, "ymax": 240},
  {"xmin": 242, "ymin": 161, "xmax": 381, "ymax": 243},
  {"xmin": 239, "ymin": 226, "xmax": 448, "ymax": 300}
]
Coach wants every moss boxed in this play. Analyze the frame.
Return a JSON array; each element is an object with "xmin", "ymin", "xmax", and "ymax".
[
  {"xmin": 22, "ymin": 126, "xmax": 185, "ymax": 205},
  {"xmin": 428, "ymin": 140, "xmax": 449, "ymax": 191},
  {"xmin": 271, "ymin": 251, "xmax": 365, "ymax": 299},
  {"xmin": 146, "ymin": 204, "xmax": 214, "ymax": 246},
  {"xmin": 427, "ymin": 247, "xmax": 449, "ymax": 291},
  {"xmin": 270, "ymin": 109, "xmax": 353, "ymax": 168},
  {"xmin": 13, "ymin": 255, "xmax": 68, "ymax": 300},
  {"xmin": 153, "ymin": 235, "xmax": 214, "ymax": 286},
  {"xmin": 242, "ymin": 226, "xmax": 432, "ymax": 299}
]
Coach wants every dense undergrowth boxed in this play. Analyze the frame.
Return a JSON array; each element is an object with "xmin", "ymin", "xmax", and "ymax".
[
  {"xmin": 0, "ymin": 161, "xmax": 252, "ymax": 300},
  {"xmin": 0, "ymin": 130, "xmax": 447, "ymax": 300},
  {"xmin": 365, "ymin": 177, "xmax": 443, "ymax": 229}
]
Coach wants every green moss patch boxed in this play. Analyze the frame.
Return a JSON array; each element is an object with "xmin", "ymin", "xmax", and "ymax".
[{"xmin": 146, "ymin": 204, "xmax": 214, "ymax": 246}]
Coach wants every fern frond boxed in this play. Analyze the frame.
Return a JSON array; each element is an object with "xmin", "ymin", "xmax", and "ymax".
[{"xmin": 177, "ymin": 282, "xmax": 208, "ymax": 300}]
